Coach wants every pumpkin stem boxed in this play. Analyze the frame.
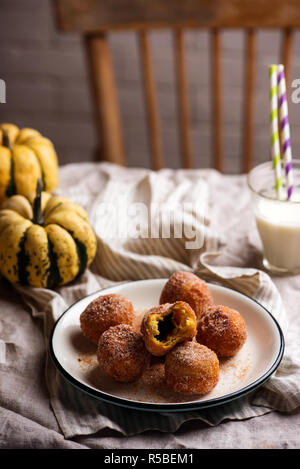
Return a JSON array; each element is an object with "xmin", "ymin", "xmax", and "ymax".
[
  {"xmin": 2, "ymin": 129, "xmax": 10, "ymax": 149},
  {"xmin": 32, "ymin": 178, "xmax": 44, "ymax": 225}
]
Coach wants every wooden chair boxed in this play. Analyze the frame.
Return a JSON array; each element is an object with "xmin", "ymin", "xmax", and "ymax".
[{"xmin": 53, "ymin": 0, "xmax": 300, "ymax": 173}]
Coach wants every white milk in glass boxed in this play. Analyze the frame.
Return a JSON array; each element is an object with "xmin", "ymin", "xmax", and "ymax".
[{"xmin": 255, "ymin": 189, "xmax": 300, "ymax": 271}]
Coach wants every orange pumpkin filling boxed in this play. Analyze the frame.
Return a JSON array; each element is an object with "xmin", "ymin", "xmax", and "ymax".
[{"xmin": 141, "ymin": 301, "xmax": 197, "ymax": 356}]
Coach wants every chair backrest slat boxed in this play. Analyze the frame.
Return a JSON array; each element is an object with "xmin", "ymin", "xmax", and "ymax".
[
  {"xmin": 243, "ymin": 29, "xmax": 257, "ymax": 173},
  {"xmin": 174, "ymin": 29, "xmax": 193, "ymax": 169},
  {"xmin": 281, "ymin": 28, "xmax": 293, "ymax": 86},
  {"xmin": 211, "ymin": 29, "xmax": 223, "ymax": 172},
  {"xmin": 85, "ymin": 32, "xmax": 126, "ymax": 165},
  {"xmin": 138, "ymin": 30, "xmax": 164, "ymax": 170}
]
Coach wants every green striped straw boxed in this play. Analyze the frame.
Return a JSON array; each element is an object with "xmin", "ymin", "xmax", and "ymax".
[{"xmin": 269, "ymin": 64, "xmax": 283, "ymax": 198}]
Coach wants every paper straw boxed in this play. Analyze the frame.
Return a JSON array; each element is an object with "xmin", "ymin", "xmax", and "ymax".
[
  {"xmin": 269, "ymin": 64, "xmax": 283, "ymax": 198},
  {"xmin": 277, "ymin": 64, "xmax": 294, "ymax": 200}
]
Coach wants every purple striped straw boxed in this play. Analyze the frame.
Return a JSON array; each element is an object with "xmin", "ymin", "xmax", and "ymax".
[{"xmin": 277, "ymin": 64, "xmax": 294, "ymax": 200}]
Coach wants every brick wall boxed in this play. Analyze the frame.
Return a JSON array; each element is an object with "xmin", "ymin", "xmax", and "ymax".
[{"xmin": 1, "ymin": 0, "xmax": 300, "ymax": 173}]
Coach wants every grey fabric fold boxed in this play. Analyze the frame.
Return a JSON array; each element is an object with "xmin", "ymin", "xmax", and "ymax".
[{"xmin": 2, "ymin": 162, "xmax": 299, "ymax": 439}]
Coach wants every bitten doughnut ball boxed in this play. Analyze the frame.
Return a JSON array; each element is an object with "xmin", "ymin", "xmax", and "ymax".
[
  {"xmin": 160, "ymin": 271, "xmax": 214, "ymax": 320},
  {"xmin": 80, "ymin": 293, "xmax": 134, "ymax": 345},
  {"xmin": 97, "ymin": 324, "xmax": 150, "ymax": 382},
  {"xmin": 165, "ymin": 341, "xmax": 219, "ymax": 395},
  {"xmin": 141, "ymin": 301, "xmax": 197, "ymax": 356},
  {"xmin": 196, "ymin": 305, "xmax": 247, "ymax": 357}
]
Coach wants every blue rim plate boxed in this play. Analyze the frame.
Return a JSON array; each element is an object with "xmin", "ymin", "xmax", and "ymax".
[{"xmin": 49, "ymin": 279, "xmax": 284, "ymax": 412}]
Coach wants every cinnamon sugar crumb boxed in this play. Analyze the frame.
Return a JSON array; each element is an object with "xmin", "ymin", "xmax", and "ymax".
[{"xmin": 77, "ymin": 353, "xmax": 98, "ymax": 369}]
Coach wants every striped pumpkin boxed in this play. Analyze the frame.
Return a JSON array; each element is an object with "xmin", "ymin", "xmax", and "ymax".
[
  {"xmin": 0, "ymin": 123, "xmax": 58, "ymax": 204},
  {"xmin": 0, "ymin": 181, "xmax": 97, "ymax": 288}
]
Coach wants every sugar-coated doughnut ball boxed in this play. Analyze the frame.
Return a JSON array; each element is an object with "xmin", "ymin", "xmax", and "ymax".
[
  {"xmin": 160, "ymin": 271, "xmax": 214, "ymax": 320},
  {"xmin": 80, "ymin": 293, "xmax": 134, "ymax": 345},
  {"xmin": 196, "ymin": 305, "xmax": 247, "ymax": 357},
  {"xmin": 141, "ymin": 362, "xmax": 166, "ymax": 388},
  {"xmin": 165, "ymin": 341, "xmax": 219, "ymax": 395},
  {"xmin": 97, "ymin": 324, "xmax": 150, "ymax": 382}
]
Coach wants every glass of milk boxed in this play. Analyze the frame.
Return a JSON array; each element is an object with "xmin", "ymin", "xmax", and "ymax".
[{"xmin": 248, "ymin": 160, "xmax": 300, "ymax": 274}]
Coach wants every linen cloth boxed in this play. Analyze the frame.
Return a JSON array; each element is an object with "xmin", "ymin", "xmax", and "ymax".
[{"xmin": 1, "ymin": 162, "xmax": 300, "ymax": 443}]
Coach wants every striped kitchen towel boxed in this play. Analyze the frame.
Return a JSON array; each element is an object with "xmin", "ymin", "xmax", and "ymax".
[{"xmin": 15, "ymin": 162, "xmax": 300, "ymax": 438}]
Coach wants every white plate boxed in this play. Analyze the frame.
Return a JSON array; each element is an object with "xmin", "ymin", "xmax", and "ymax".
[{"xmin": 50, "ymin": 279, "xmax": 284, "ymax": 412}]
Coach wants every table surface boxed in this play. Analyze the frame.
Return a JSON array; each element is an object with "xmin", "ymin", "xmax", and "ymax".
[{"xmin": 1, "ymin": 164, "xmax": 299, "ymax": 449}]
